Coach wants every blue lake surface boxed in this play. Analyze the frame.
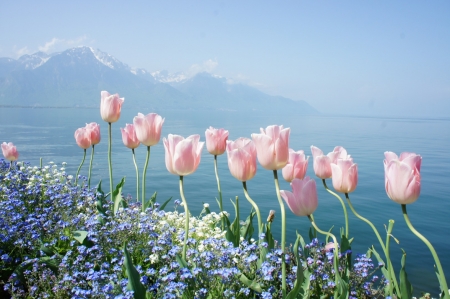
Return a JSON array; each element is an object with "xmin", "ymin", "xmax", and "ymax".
[{"xmin": 1, "ymin": 106, "xmax": 449, "ymax": 296}]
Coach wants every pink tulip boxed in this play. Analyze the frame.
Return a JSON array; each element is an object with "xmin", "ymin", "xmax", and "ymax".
[
  {"xmin": 1, "ymin": 142, "xmax": 19, "ymax": 161},
  {"xmin": 384, "ymin": 151, "xmax": 421, "ymax": 204},
  {"xmin": 85, "ymin": 122, "xmax": 101, "ymax": 145},
  {"xmin": 100, "ymin": 91, "xmax": 124, "ymax": 123},
  {"xmin": 205, "ymin": 127, "xmax": 229, "ymax": 155},
  {"xmin": 74, "ymin": 127, "xmax": 91, "ymax": 149},
  {"xmin": 120, "ymin": 124, "xmax": 140, "ymax": 149},
  {"xmin": 330, "ymin": 146, "xmax": 349, "ymax": 163},
  {"xmin": 282, "ymin": 149, "xmax": 309, "ymax": 182},
  {"xmin": 330, "ymin": 158, "xmax": 358, "ymax": 193},
  {"xmin": 163, "ymin": 134, "xmax": 204, "ymax": 176},
  {"xmin": 280, "ymin": 177, "xmax": 318, "ymax": 216},
  {"xmin": 133, "ymin": 113, "xmax": 165, "ymax": 146},
  {"xmin": 311, "ymin": 146, "xmax": 333, "ymax": 179},
  {"xmin": 251, "ymin": 125, "xmax": 290, "ymax": 170},
  {"xmin": 226, "ymin": 138, "xmax": 257, "ymax": 182}
]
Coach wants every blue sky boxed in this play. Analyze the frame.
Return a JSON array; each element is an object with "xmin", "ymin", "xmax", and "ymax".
[{"xmin": 1, "ymin": 1, "xmax": 449, "ymax": 117}]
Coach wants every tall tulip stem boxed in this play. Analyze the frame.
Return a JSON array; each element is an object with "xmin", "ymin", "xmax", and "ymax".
[
  {"xmin": 323, "ymin": 179, "xmax": 349, "ymax": 238},
  {"xmin": 242, "ymin": 181, "xmax": 262, "ymax": 242},
  {"xmin": 345, "ymin": 193, "xmax": 399, "ymax": 295},
  {"xmin": 108, "ymin": 122, "xmax": 113, "ymax": 197},
  {"xmin": 88, "ymin": 145, "xmax": 95, "ymax": 189},
  {"xmin": 308, "ymin": 215, "xmax": 343, "ymax": 294},
  {"xmin": 142, "ymin": 146, "xmax": 151, "ymax": 211},
  {"xmin": 179, "ymin": 176, "xmax": 190, "ymax": 261},
  {"xmin": 402, "ymin": 204, "xmax": 449, "ymax": 298},
  {"xmin": 132, "ymin": 149, "xmax": 139, "ymax": 205},
  {"xmin": 273, "ymin": 170, "xmax": 286, "ymax": 298},
  {"xmin": 214, "ymin": 155, "xmax": 224, "ymax": 229},
  {"xmin": 75, "ymin": 149, "xmax": 86, "ymax": 185}
]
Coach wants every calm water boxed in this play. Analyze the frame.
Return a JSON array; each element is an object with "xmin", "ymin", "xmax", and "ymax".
[{"xmin": 1, "ymin": 107, "xmax": 449, "ymax": 296}]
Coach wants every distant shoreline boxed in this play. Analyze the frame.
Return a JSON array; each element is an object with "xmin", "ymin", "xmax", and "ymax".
[{"xmin": 0, "ymin": 105, "xmax": 99, "ymax": 109}]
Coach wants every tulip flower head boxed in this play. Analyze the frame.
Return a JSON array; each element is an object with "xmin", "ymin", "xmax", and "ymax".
[
  {"xmin": 280, "ymin": 177, "xmax": 318, "ymax": 216},
  {"xmin": 251, "ymin": 125, "xmax": 290, "ymax": 170},
  {"xmin": 384, "ymin": 151, "xmax": 421, "ymax": 204},
  {"xmin": 310, "ymin": 145, "xmax": 349, "ymax": 179},
  {"xmin": 85, "ymin": 122, "xmax": 101, "ymax": 145},
  {"xmin": 282, "ymin": 149, "xmax": 309, "ymax": 182},
  {"xmin": 226, "ymin": 138, "xmax": 257, "ymax": 182},
  {"xmin": 120, "ymin": 124, "xmax": 140, "ymax": 149},
  {"xmin": 1, "ymin": 142, "xmax": 19, "ymax": 161},
  {"xmin": 133, "ymin": 113, "xmax": 165, "ymax": 146},
  {"xmin": 74, "ymin": 127, "xmax": 92, "ymax": 149},
  {"xmin": 163, "ymin": 134, "xmax": 204, "ymax": 176},
  {"xmin": 330, "ymin": 158, "xmax": 358, "ymax": 193},
  {"xmin": 100, "ymin": 91, "xmax": 124, "ymax": 123},
  {"xmin": 205, "ymin": 127, "xmax": 229, "ymax": 155}
]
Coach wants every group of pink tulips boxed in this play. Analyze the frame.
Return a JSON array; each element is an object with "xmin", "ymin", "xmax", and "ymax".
[{"xmin": 2, "ymin": 90, "xmax": 448, "ymax": 299}]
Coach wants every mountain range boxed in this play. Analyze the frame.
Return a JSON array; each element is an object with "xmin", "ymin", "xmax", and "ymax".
[{"xmin": 0, "ymin": 46, "xmax": 318, "ymax": 114}]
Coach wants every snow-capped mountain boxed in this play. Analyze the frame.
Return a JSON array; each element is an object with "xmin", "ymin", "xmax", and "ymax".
[{"xmin": 0, "ymin": 47, "xmax": 318, "ymax": 114}]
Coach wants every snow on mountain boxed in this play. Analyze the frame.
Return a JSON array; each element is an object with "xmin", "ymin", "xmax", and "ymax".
[
  {"xmin": 151, "ymin": 70, "xmax": 189, "ymax": 83},
  {"xmin": 17, "ymin": 52, "xmax": 51, "ymax": 69}
]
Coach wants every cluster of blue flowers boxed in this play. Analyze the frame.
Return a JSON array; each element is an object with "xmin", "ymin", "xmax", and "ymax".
[{"xmin": 1, "ymin": 159, "xmax": 385, "ymax": 298}]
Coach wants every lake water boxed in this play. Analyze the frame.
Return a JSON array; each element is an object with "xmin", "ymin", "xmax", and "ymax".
[{"xmin": 1, "ymin": 106, "xmax": 449, "ymax": 296}]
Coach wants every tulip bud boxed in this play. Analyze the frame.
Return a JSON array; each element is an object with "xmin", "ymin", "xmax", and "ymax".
[
  {"xmin": 205, "ymin": 127, "xmax": 229, "ymax": 155},
  {"xmin": 100, "ymin": 91, "xmax": 124, "ymax": 123},
  {"xmin": 1, "ymin": 142, "xmax": 19, "ymax": 161}
]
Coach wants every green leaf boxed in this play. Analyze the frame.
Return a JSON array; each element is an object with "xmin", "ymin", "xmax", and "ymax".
[
  {"xmin": 309, "ymin": 226, "xmax": 317, "ymax": 241},
  {"xmin": 325, "ymin": 225, "xmax": 334, "ymax": 243},
  {"xmin": 399, "ymin": 248, "xmax": 413, "ymax": 299},
  {"xmin": 12, "ymin": 256, "xmax": 60, "ymax": 289},
  {"xmin": 369, "ymin": 246, "xmax": 390, "ymax": 286},
  {"xmin": 113, "ymin": 177, "xmax": 126, "ymax": 215},
  {"xmin": 224, "ymin": 197, "xmax": 240, "ymax": 247},
  {"xmin": 176, "ymin": 254, "xmax": 190, "ymax": 269},
  {"xmin": 239, "ymin": 273, "xmax": 263, "ymax": 293},
  {"xmin": 123, "ymin": 242, "xmax": 146, "ymax": 299},
  {"xmin": 240, "ymin": 211, "xmax": 255, "ymax": 241},
  {"xmin": 199, "ymin": 202, "xmax": 211, "ymax": 216},
  {"xmin": 285, "ymin": 255, "xmax": 305, "ymax": 299},
  {"xmin": 39, "ymin": 239, "xmax": 54, "ymax": 257},
  {"xmin": 72, "ymin": 230, "xmax": 88, "ymax": 244},
  {"xmin": 159, "ymin": 196, "xmax": 173, "ymax": 211},
  {"xmin": 144, "ymin": 192, "xmax": 157, "ymax": 211}
]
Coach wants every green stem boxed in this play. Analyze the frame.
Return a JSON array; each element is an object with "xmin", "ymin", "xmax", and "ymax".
[
  {"xmin": 88, "ymin": 145, "xmax": 94, "ymax": 189},
  {"xmin": 273, "ymin": 170, "xmax": 286, "ymax": 298},
  {"xmin": 214, "ymin": 155, "xmax": 224, "ymax": 230},
  {"xmin": 242, "ymin": 181, "xmax": 262, "ymax": 243},
  {"xmin": 323, "ymin": 179, "xmax": 349, "ymax": 238},
  {"xmin": 179, "ymin": 176, "xmax": 190, "ymax": 261},
  {"xmin": 402, "ymin": 204, "xmax": 449, "ymax": 298},
  {"xmin": 39, "ymin": 157, "xmax": 42, "ymax": 169},
  {"xmin": 131, "ymin": 149, "xmax": 139, "ymax": 206},
  {"xmin": 142, "ymin": 146, "xmax": 150, "ymax": 210},
  {"xmin": 75, "ymin": 149, "xmax": 86, "ymax": 185},
  {"xmin": 108, "ymin": 122, "xmax": 113, "ymax": 197},
  {"xmin": 308, "ymin": 215, "xmax": 342, "ymax": 295},
  {"xmin": 345, "ymin": 193, "xmax": 399, "ymax": 295},
  {"xmin": 385, "ymin": 220, "xmax": 395, "ymax": 297}
]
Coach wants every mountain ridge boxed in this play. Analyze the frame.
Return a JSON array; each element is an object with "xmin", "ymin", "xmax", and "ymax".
[{"xmin": 0, "ymin": 47, "xmax": 318, "ymax": 114}]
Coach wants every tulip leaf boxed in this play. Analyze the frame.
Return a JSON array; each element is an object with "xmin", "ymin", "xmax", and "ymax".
[
  {"xmin": 285, "ymin": 255, "xmax": 305, "ymax": 299},
  {"xmin": 399, "ymin": 249, "xmax": 413, "ymax": 299},
  {"xmin": 225, "ymin": 197, "xmax": 240, "ymax": 247},
  {"xmin": 240, "ymin": 211, "xmax": 255, "ymax": 241},
  {"xmin": 113, "ymin": 177, "xmax": 126, "ymax": 215},
  {"xmin": 309, "ymin": 227, "xmax": 317, "ymax": 242},
  {"xmin": 369, "ymin": 246, "xmax": 391, "ymax": 295},
  {"xmin": 72, "ymin": 230, "xmax": 88, "ymax": 244},
  {"xmin": 159, "ymin": 196, "xmax": 173, "ymax": 211},
  {"xmin": 238, "ymin": 273, "xmax": 263, "ymax": 293},
  {"xmin": 435, "ymin": 264, "xmax": 448, "ymax": 298},
  {"xmin": 123, "ymin": 242, "xmax": 146, "ymax": 299},
  {"xmin": 143, "ymin": 191, "xmax": 157, "ymax": 211}
]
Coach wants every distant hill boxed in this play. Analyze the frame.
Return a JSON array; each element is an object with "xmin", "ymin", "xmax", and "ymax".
[{"xmin": 0, "ymin": 47, "xmax": 318, "ymax": 114}]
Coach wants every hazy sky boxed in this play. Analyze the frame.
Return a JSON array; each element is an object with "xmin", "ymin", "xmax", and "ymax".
[{"xmin": 1, "ymin": 1, "xmax": 449, "ymax": 117}]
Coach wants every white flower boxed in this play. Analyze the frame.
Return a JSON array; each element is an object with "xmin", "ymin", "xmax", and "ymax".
[{"xmin": 203, "ymin": 203, "xmax": 209, "ymax": 208}]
